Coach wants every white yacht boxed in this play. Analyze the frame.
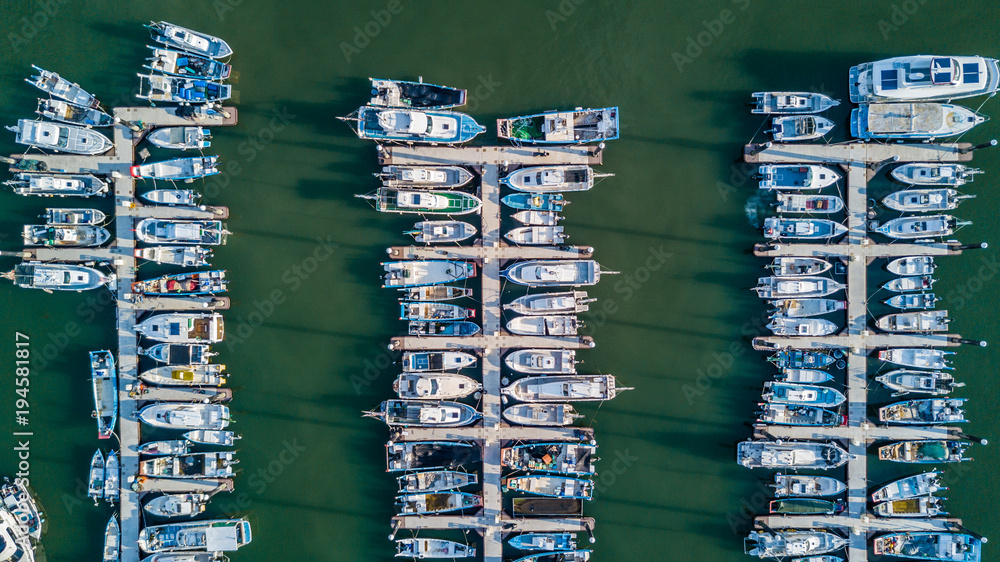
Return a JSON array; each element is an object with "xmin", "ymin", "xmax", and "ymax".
[
  {"xmin": 850, "ymin": 55, "xmax": 1000, "ymax": 103},
  {"xmin": 7, "ymin": 119, "xmax": 112, "ymax": 155}
]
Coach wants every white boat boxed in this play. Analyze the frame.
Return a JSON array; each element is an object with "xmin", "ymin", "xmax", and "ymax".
[
  {"xmin": 874, "ymin": 214, "xmax": 965, "ymax": 239},
  {"xmin": 140, "ymin": 343, "xmax": 214, "ymax": 366},
  {"xmin": 407, "ymin": 220, "xmax": 477, "ymax": 244},
  {"xmin": 851, "ymin": 103, "xmax": 985, "ymax": 139},
  {"xmin": 755, "ymin": 276, "xmax": 845, "ymax": 299},
  {"xmin": 368, "ymin": 78, "xmax": 467, "ymax": 109},
  {"xmin": 500, "ymin": 165, "xmax": 597, "ymax": 193},
  {"xmin": 378, "ymin": 165, "xmax": 474, "ymax": 188},
  {"xmin": 393, "ymin": 373, "xmax": 481, "ymax": 399},
  {"xmin": 36, "ymin": 98, "xmax": 113, "ymax": 127},
  {"xmin": 22, "ymin": 224, "xmax": 110, "ymax": 247},
  {"xmin": 90, "ymin": 350, "xmax": 117, "ymax": 440},
  {"xmin": 143, "ymin": 493, "xmax": 211, "ymax": 519},
  {"xmin": 507, "ymin": 315, "xmax": 579, "ymax": 336},
  {"xmin": 382, "ymin": 261, "xmax": 476, "ymax": 288},
  {"xmin": 26, "ymin": 65, "xmax": 99, "ymax": 107},
  {"xmin": 879, "ymin": 398, "xmax": 967, "ymax": 425},
  {"xmin": 137, "ymin": 74, "xmax": 232, "ymax": 103},
  {"xmin": 891, "ymin": 163, "xmax": 981, "ymax": 186},
  {"xmin": 7, "ymin": 119, "xmax": 111, "ymax": 155},
  {"xmin": 874, "ymin": 496, "xmax": 947, "ymax": 518},
  {"xmin": 138, "ymin": 518, "xmax": 252, "ymax": 553},
  {"xmin": 147, "ymin": 127, "xmax": 211, "ymax": 150},
  {"xmin": 138, "ymin": 403, "xmax": 230, "ymax": 430},
  {"xmin": 883, "ymin": 275, "xmax": 934, "ymax": 293},
  {"xmin": 88, "ymin": 450, "xmax": 105, "ymax": 502},
  {"xmin": 776, "ymin": 369, "xmax": 833, "ymax": 384},
  {"xmin": 135, "ymin": 313, "xmax": 225, "ymax": 343},
  {"xmin": 358, "ymin": 187, "xmax": 483, "ymax": 215},
  {"xmin": 888, "ymin": 257, "xmax": 936, "ymax": 276},
  {"xmin": 103, "ymin": 451, "xmax": 119, "ymax": 503},
  {"xmin": 501, "ymin": 375, "xmax": 629, "ymax": 402},
  {"xmin": 886, "ymin": 293, "xmax": 939, "ymax": 310},
  {"xmin": 876, "ymin": 370, "xmax": 961, "ymax": 396},
  {"xmin": 505, "ymin": 226, "xmax": 566, "ymax": 245},
  {"xmin": 850, "ymin": 55, "xmax": 1000, "ymax": 103},
  {"xmin": 502, "ymin": 403, "xmax": 582, "ymax": 426},
  {"xmin": 5, "ymin": 173, "xmax": 108, "ymax": 197},
  {"xmin": 879, "ymin": 348, "xmax": 953, "ymax": 370},
  {"xmin": 136, "ymin": 219, "xmax": 228, "ymax": 245},
  {"xmin": 140, "ymin": 364, "xmax": 227, "ymax": 387},
  {"xmin": 398, "ymin": 286, "xmax": 473, "ymax": 302},
  {"xmin": 146, "ymin": 47, "xmax": 232, "ymax": 80},
  {"xmin": 139, "ymin": 553, "xmax": 229, "ymax": 562},
  {"xmin": 512, "ymin": 210, "xmax": 563, "ymax": 226},
  {"xmin": 505, "ymin": 349, "xmax": 577, "ymax": 374},
  {"xmin": 503, "ymin": 260, "xmax": 608, "ymax": 287},
  {"xmin": 751, "ymin": 91, "xmax": 840, "ymax": 114},
  {"xmin": 772, "ymin": 473, "xmax": 846, "ymax": 497},
  {"xmin": 395, "ymin": 538, "xmax": 475, "ymax": 558},
  {"xmin": 768, "ymin": 116, "xmax": 834, "ymax": 141},
  {"xmin": 745, "ymin": 529, "xmax": 848, "ymax": 558},
  {"xmin": 183, "ymin": 430, "xmax": 239, "ymax": 446},
  {"xmin": 397, "ymin": 470, "xmax": 478, "ymax": 493},
  {"xmin": 758, "ymin": 165, "xmax": 840, "ymax": 190},
  {"xmin": 5, "ymin": 261, "xmax": 110, "ymax": 291},
  {"xmin": 871, "ymin": 471, "xmax": 945, "ymax": 502},
  {"xmin": 769, "ymin": 298, "xmax": 845, "ymax": 318},
  {"xmin": 764, "ymin": 217, "xmax": 846, "ymax": 240},
  {"xmin": 882, "ymin": 188, "xmax": 974, "ymax": 212},
  {"xmin": 767, "ymin": 317, "xmax": 838, "ymax": 336},
  {"xmin": 132, "ymin": 157, "xmax": 219, "ymax": 180},
  {"xmin": 497, "ymin": 107, "xmax": 619, "ymax": 144},
  {"xmin": 776, "ymin": 193, "xmax": 844, "ymax": 214},
  {"xmin": 141, "ymin": 190, "xmax": 201, "ymax": 207},
  {"xmin": 400, "ymin": 302, "xmax": 473, "ymax": 321},
  {"xmin": 401, "ymin": 351, "xmax": 478, "ymax": 372},
  {"xmin": 139, "ymin": 441, "xmax": 191, "ymax": 457},
  {"xmin": 103, "ymin": 517, "xmax": 119, "ymax": 562},
  {"xmin": 43, "ymin": 208, "xmax": 106, "ymax": 225},
  {"xmin": 737, "ymin": 440, "xmax": 850, "ymax": 469},
  {"xmin": 366, "ymin": 400, "xmax": 481, "ymax": 427},
  {"xmin": 147, "ymin": 21, "xmax": 234, "ymax": 58},
  {"xmin": 505, "ymin": 291, "xmax": 592, "ymax": 315},
  {"xmin": 767, "ymin": 257, "xmax": 832, "ymax": 277},
  {"xmin": 877, "ymin": 310, "xmax": 950, "ymax": 333},
  {"xmin": 136, "ymin": 246, "xmax": 212, "ymax": 267},
  {"xmin": 504, "ymin": 475, "xmax": 593, "ymax": 500}
]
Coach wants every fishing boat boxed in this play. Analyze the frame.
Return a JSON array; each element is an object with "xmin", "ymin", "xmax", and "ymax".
[
  {"xmin": 506, "ymin": 226, "xmax": 567, "ymax": 245},
  {"xmin": 22, "ymin": 224, "xmax": 110, "ymax": 247},
  {"xmin": 877, "ymin": 310, "xmax": 950, "ymax": 332},
  {"xmin": 873, "ymin": 532, "xmax": 981, "ymax": 561},
  {"xmin": 378, "ymin": 165, "xmax": 474, "ymax": 188},
  {"xmin": 892, "ymin": 163, "xmax": 982, "ymax": 186},
  {"xmin": 502, "ymin": 375, "xmax": 628, "ymax": 402},
  {"xmin": 757, "ymin": 165, "xmax": 841, "ymax": 190},
  {"xmin": 90, "ymin": 351, "xmax": 117, "ymax": 439},
  {"xmin": 883, "ymin": 188, "xmax": 975, "ymax": 212},
  {"xmin": 365, "ymin": 400, "xmax": 481, "ymax": 427},
  {"xmin": 139, "ymin": 519, "xmax": 252, "ymax": 554},
  {"xmin": 132, "ymin": 156, "xmax": 219, "ymax": 180},
  {"xmin": 406, "ymin": 220, "xmax": 477, "ymax": 244},
  {"xmin": 4, "ymin": 261, "xmax": 110, "ymax": 291},
  {"xmin": 140, "ymin": 364, "xmax": 227, "ymax": 387},
  {"xmin": 146, "ymin": 48, "xmax": 232, "ymax": 80},
  {"xmin": 883, "ymin": 275, "xmax": 935, "ymax": 293},
  {"xmin": 755, "ymin": 276, "xmax": 845, "ymax": 298},
  {"xmin": 874, "ymin": 215, "xmax": 965, "ymax": 239},
  {"xmin": 408, "ymin": 321, "xmax": 480, "ymax": 337},
  {"xmin": 509, "ymin": 533, "xmax": 578, "ymax": 552},
  {"xmin": 5, "ymin": 172, "xmax": 108, "ymax": 197},
  {"xmin": 510, "ymin": 552, "xmax": 591, "ymax": 562},
  {"xmin": 769, "ymin": 498, "xmax": 843, "ymax": 515},
  {"xmin": 505, "ymin": 291, "xmax": 592, "ymax": 315},
  {"xmin": 140, "ymin": 553, "xmax": 229, "ymax": 562},
  {"xmin": 400, "ymin": 302, "xmax": 474, "ymax": 321},
  {"xmin": 751, "ymin": 91, "xmax": 840, "ymax": 114},
  {"xmin": 396, "ymin": 492, "xmax": 481, "ymax": 515},
  {"xmin": 7, "ymin": 119, "xmax": 111, "ymax": 155},
  {"xmin": 43, "ymin": 208, "xmax": 105, "ymax": 225},
  {"xmin": 767, "ymin": 258, "xmax": 833, "ymax": 276},
  {"xmin": 763, "ymin": 382, "xmax": 846, "ymax": 408},
  {"xmin": 766, "ymin": 318, "xmax": 838, "ymax": 336},
  {"xmin": 771, "ymin": 473, "xmax": 846, "ymax": 497},
  {"xmin": 503, "ymin": 260, "xmax": 608, "ymax": 287},
  {"xmin": 769, "ymin": 299, "xmax": 846, "ymax": 318},
  {"xmin": 764, "ymin": 217, "xmax": 847, "ymax": 240},
  {"xmin": 103, "ymin": 452, "xmax": 119, "ymax": 503},
  {"xmin": 504, "ymin": 475, "xmax": 593, "ymax": 500},
  {"xmin": 139, "ymin": 440, "xmax": 191, "ymax": 457},
  {"xmin": 769, "ymin": 350, "xmax": 838, "ymax": 370},
  {"xmin": 850, "ymin": 55, "xmax": 1000, "ymax": 103},
  {"xmin": 512, "ymin": 210, "xmax": 563, "ymax": 225},
  {"xmin": 183, "ymin": 430, "xmax": 239, "ymax": 446},
  {"xmin": 136, "ymin": 219, "xmax": 228, "ymax": 245},
  {"xmin": 138, "ymin": 404, "xmax": 230, "ymax": 430},
  {"xmin": 736, "ymin": 440, "xmax": 850, "ymax": 469},
  {"xmin": 775, "ymin": 368, "xmax": 833, "ymax": 384},
  {"xmin": 141, "ymin": 190, "xmax": 201, "ymax": 208},
  {"xmin": 501, "ymin": 165, "xmax": 598, "ymax": 193},
  {"xmin": 137, "ymin": 74, "xmax": 232, "ymax": 103},
  {"xmin": 147, "ymin": 22, "xmax": 234, "ymax": 58},
  {"xmin": 359, "ymin": 188, "xmax": 483, "ymax": 215},
  {"xmin": 147, "ymin": 127, "xmax": 212, "ymax": 150},
  {"xmin": 88, "ymin": 450, "xmax": 105, "ymax": 502},
  {"xmin": 503, "ymin": 403, "xmax": 582, "ymax": 426},
  {"xmin": 399, "ymin": 286, "xmax": 472, "ymax": 302},
  {"xmin": 880, "ymin": 348, "xmax": 953, "ymax": 370},
  {"xmin": 341, "ymin": 106, "xmax": 485, "ymax": 144},
  {"xmin": 133, "ymin": 271, "xmax": 227, "ymax": 296},
  {"xmin": 886, "ymin": 293, "xmax": 939, "ymax": 310},
  {"xmin": 103, "ymin": 517, "xmax": 119, "ymax": 562},
  {"xmin": 397, "ymin": 470, "xmax": 477, "ymax": 493},
  {"xmin": 507, "ymin": 315, "xmax": 579, "ymax": 336},
  {"xmin": 385, "ymin": 441, "xmax": 480, "ymax": 472},
  {"xmin": 497, "ymin": 107, "xmax": 618, "ymax": 144},
  {"xmin": 502, "ymin": 442, "xmax": 596, "ymax": 476},
  {"xmin": 879, "ymin": 440, "xmax": 971, "ymax": 464},
  {"xmin": 0, "ymin": 478, "xmax": 44, "ymax": 542},
  {"xmin": 393, "ymin": 373, "xmax": 481, "ymax": 400},
  {"xmin": 875, "ymin": 496, "xmax": 948, "ymax": 518},
  {"xmin": 758, "ymin": 403, "xmax": 843, "ymax": 426},
  {"xmin": 26, "ymin": 65, "xmax": 99, "ymax": 106},
  {"xmin": 872, "ymin": 471, "xmax": 945, "ymax": 502},
  {"xmin": 851, "ymin": 103, "xmax": 985, "ymax": 139},
  {"xmin": 888, "ymin": 256, "xmax": 936, "ymax": 276},
  {"xmin": 369, "ymin": 78, "xmax": 467, "ymax": 109},
  {"xmin": 768, "ymin": 115, "xmax": 834, "ymax": 141},
  {"xmin": 505, "ymin": 349, "xmax": 577, "ymax": 374},
  {"xmin": 395, "ymin": 538, "xmax": 475, "ymax": 558},
  {"xmin": 880, "ymin": 399, "xmax": 967, "ymax": 424},
  {"xmin": 775, "ymin": 193, "xmax": 844, "ymax": 214},
  {"xmin": 876, "ymin": 370, "xmax": 962, "ymax": 396},
  {"xmin": 745, "ymin": 529, "xmax": 848, "ymax": 558},
  {"xmin": 135, "ymin": 313, "xmax": 225, "ymax": 343},
  {"xmin": 502, "ymin": 193, "xmax": 566, "ymax": 212},
  {"xmin": 36, "ymin": 98, "xmax": 113, "ymax": 127},
  {"xmin": 401, "ymin": 351, "xmax": 477, "ymax": 372},
  {"xmin": 139, "ymin": 453, "xmax": 238, "ymax": 480},
  {"xmin": 143, "ymin": 493, "xmax": 210, "ymax": 518},
  {"xmin": 135, "ymin": 246, "xmax": 212, "ymax": 267}
]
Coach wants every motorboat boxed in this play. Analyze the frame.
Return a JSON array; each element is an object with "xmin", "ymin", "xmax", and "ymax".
[
  {"xmin": 26, "ymin": 64, "xmax": 98, "ymax": 107},
  {"xmin": 406, "ymin": 220, "xmax": 477, "ymax": 244},
  {"xmin": 497, "ymin": 107, "xmax": 618, "ymax": 144},
  {"xmin": 139, "ymin": 440, "xmax": 191, "ymax": 457},
  {"xmin": 396, "ymin": 492, "xmax": 481, "ymax": 515},
  {"xmin": 365, "ymin": 400, "xmax": 481, "ymax": 427},
  {"xmin": 751, "ymin": 91, "xmax": 840, "ymax": 114},
  {"xmin": 879, "ymin": 348, "xmax": 953, "ymax": 370},
  {"xmin": 5, "ymin": 261, "xmax": 110, "ymax": 291},
  {"xmin": 503, "ymin": 260, "xmax": 608, "ymax": 287},
  {"xmin": 507, "ymin": 315, "xmax": 579, "ymax": 336},
  {"xmin": 769, "ymin": 299, "xmax": 846, "ymax": 318},
  {"xmin": 502, "ymin": 193, "xmax": 566, "ymax": 211},
  {"xmin": 850, "ymin": 55, "xmax": 1000, "ymax": 103},
  {"xmin": 509, "ymin": 533, "xmax": 577, "ymax": 552},
  {"xmin": 141, "ymin": 190, "xmax": 200, "ymax": 207},
  {"xmin": 147, "ymin": 21, "xmax": 234, "ymax": 58},
  {"xmin": 506, "ymin": 226, "xmax": 566, "ymax": 245},
  {"xmin": 763, "ymin": 382, "xmax": 846, "ymax": 408},
  {"xmin": 883, "ymin": 188, "xmax": 974, "ymax": 212},
  {"xmin": 876, "ymin": 497, "xmax": 946, "ymax": 519},
  {"xmin": 503, "ymin": 403, "xmax": 582, "ymax": 426},
  {"xmin": 103, "ymin": 517, "xmax": 119, "ymax": 562},
  {"xmin": 88, "ymin": 450, "xmax": 105, "ymax": 502},
  {"xmin": 22, "ymin": 224, "xmax": 110, "ymax": 247},
  {"xmin": 771, "ymin": 473, "xmax": 846, "ymax": 497},
  {"xmin": 872, "ymin": 471, "xmax": 945, "ymax": 502},
  {"xmin": 368, "ymin": 78, "xmax": 467, "ymax": 109},
  {"xmin": 135, "ymin": 313, "xmax": 224, "ymax": 343},
  {"xmin": 383, "ymin": 261, "xmax": 476, "ymax": 288},
  {"xmin": 139, "ymin": 453, "xmax": 237, "ymax": 480},
  {"xmin": 342, "ymin": 106, "xmax": 485, "ymax": 144},
  {"xmin": 851, "ymin": 103, "xmax": 985, "ymax": 139},
  {"xmin": 502, "ymin": 442, "xmax": 596, "ymax": 476},
  {"xmin": 775, "ymin": 193, "xmax": 844, "ymax": 214},
  {"xmin": 140, "ymin": 364, "xmax": 227, "ymax": 387},
  {"xmin": 878, "ymin": 440, "xmax": 971, "ymax": 463},
  {"xmin": 358, "ymin": 188, "xmax": 482, "ymax": 215},
  {"xmin": 43, "ymin": 207, "xmax": 105, "ymax": 225},
  {"xmin": 775, "ymin": 368, "xmax": 833, "ymax": 384},
  {"xmin": 888, "ymin": 256, "xmax": 936, "ymax": 276},
  {"xmin": 132, "ymin": 156, "xmax": 219, "ymax": 180},
  {"xmin": 510, "ymin": 552, "xmax": 591, "ymax": 562},
  {"xmin": 769, "ymin": 498, "xmax": 843, "ymax": 515},
  {"xmin": 400, "ymin": 302, "xmax": 474, "ymax": 321},
  {"xmin": 505, "ymin": 349, "xmax": 577, "ymax": 374},
  {"xmin": 138, "ymin": 403, "xmax": 230, "ymax": 430},
  {"xmin": 873, "ymin": 532, "xmax": 980, "ymax": 561},
  {"xmin": 133, "ymin": 271, "xmax": 227, "ymax": 296},
  {"xmin": 90, "ymin": 350, "xmax": 117, "ymax": 440},
  {"xmin": 874, "ymin": 215, "xmax": 965, "ymax": 239},
  {"xmin": 501, "ymin": 165, "xmax": 598, "ymax": 192},
  {"xmin": 736, "ymin": 440, "xmax": 850, "ymax": 469},
  {"xmin": 5, "ymin": 173, "xmax": 107, "ymax": 197},
  {"xmin": 512, "ymin": 210, "xmax": 563, "ymax": 225},
  {"xmin": 892, "ymin": 163, "xmax": 982, "ymax": 186},
  {"xmin": 745, "ymin": 529, "xmax": 848, "ymax": 558},
  {"xmin": 135, "ymin": 246, "xmax": 212, "ymax": 267},
  {"xmin": 758, "ymin": 403, "xmax": 842, "ymax": 426},
  {"xmin": 766, "ymin": 317, "xmax": 838, "ymax": 336},
  {"xmin": 879, "ymin": 398, "xmax": 967, "ymax": 424},
  {"xmin": 501, "ymin": 375, "xmax": 629, "ymax": 402},
  {"xmin": 138, "ymin": 553, "xmax": 229, "ymax": 562},
  {"xmin": 769, "ymin": 350, "xmax": 838, "ymax": 369},
  {"xmin": 146, "ymin": 48, "xmax": 232, "ymax": 80},
  {"xmin": 8, "ymin": 119, "xmax": 111, "ymax": 154},
  {"xmin": 767, "ymin": 257, "xmax": 833, "ymax": 276},
  {"xmin": 408, "ymin": 321, "xmax": 480, "ymax": 337},
  {"xmin": 0, "ymin": 479, "xmax": 44, "ymax": 541},
  {"xmin": 755, "ymin": 276, "xmax": 845, "ymax": 298},
  {"xmin": 401, "ymin": 351, "xmax": 477, "ymax": 372},
  {"xmin": 504, "ymin": 475, "xmax": 593, "ymax": 500},
  {"xmin": 399, "ymin": 286, "xmax": 472, "ymax": 302},
  {"xmin": 36, "ymin": 98, "xmax": 113, "ymax": 127},
  {"xmin": 137, "ymin": 74, "xmax": 232, "ymax": 103},
  {"xmin": 397, "ymin": 470, "xmax": 477, "ymax": 493},
  {"xmin": 886, "ymin": 293, "xmax": 939, "ymax": 310},
  {"xmin": 876, "ymin": 370, "xmax": 962, "ymax": 396},
  {"xmin": 143, "ymin": 493, "xmax": 210, "ymax": 518},
  {"xmin": 385, "ymin": 441, "xmax": 480, "ymax": 472},
  {"xmin": 876, "ymin": 310, "xmax": 950, "ymax": 332},
  {"xmin": 136, "ymin": 219, "xmax": 228, "ymax": 245},
  {"xmin": 378, "ymin": 165, "xmax": 474, "ymax": 188},
  {"xmin": 395, "ymin": 538, "xmax": 475, "ymax": 559},
  {"xmin": 183, "ymin": 430, "xmax": 239, "ymax": 447},
  {"xmin": 505, "ymin": 291, "xmax": 593, "ymax": 315},
  {"xmin": 138, "ymin": 519, "xmax": 252, "ymax": 554},
  {"xmin": 764, "ymin": 217, "xmax": 846, "ymax": 240},
  {"xmin": 758, "ymin": 165, "xmax": 840, "ymax": 190},
  {"xmin": 147, "ymin": 127, "xmax": 212, "ymax": 150},
  {"xmin": 103, "ymin": 451, "xmax": 119, "ymax": 503},
  {"xmin": 393, "ymin": 373, "xmax": 481, "ymax": 399},
  {"xmin": 768, "ymin": 115, "xmax": 834, "ymax": 141},
  {"xmin": 883, "ymin": 275, "xmax": 935, "ymax": 293}
]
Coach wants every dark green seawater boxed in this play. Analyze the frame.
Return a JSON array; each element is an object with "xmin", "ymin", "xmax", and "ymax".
[{"xmin": 2, "ymin": 1, "xmax": 1000, "ymax": 560}]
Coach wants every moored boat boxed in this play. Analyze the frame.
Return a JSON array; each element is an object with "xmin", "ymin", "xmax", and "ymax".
[
  {"xmin": 8, "ymin": 119, "xmax": 111, "ymax": 155},
  {"xmin": 183, "ymin": 430, "xmax": 239, "ymax": 446},
  {"xmin": 138, "ymin": 403, "xmax": 230, "ymax": 430},
  {"xmin": 140, "ymin": 364, "xmax": 227, "ymax": 387},
  {"xmin": 136, "ymin": 219, "xmax": 228, "ymax": 245},
  {"xmin": 755, "ymin": 276, "xmax": 845, "ymax": 298},
  {"xmin": 502, "ymin": 442, "xmax": 596, "ymax": 476},
  {"xmin": 886, "ymin": 293, "xmax": 939, "ymax": 310},
  {"xmin": 879, "ymin": 398, "xmax": 967, "ymax": 424},
  {"xmin": 396, "ymin": 492, "xmax": 481, "ymax": 515},
  {"xmin": 359, "ymin": 188, "xmax": 482, "ymax": 215},
  {"xmin": 875, "ymin": 496, "xmax": 948, "ymax": 518},
  {"xmin": 767, "ymin": 257, "xmax": 833, "ymax": 276},
  {"xmin": 22, "ymin": 224, "xmax": 110, "ymax": 247},
  {"xmin": 764, "ymin": 217, "xmax": 846, "ymax": 240},
  {"xmin": 36, "ymin": 98, "xmax": 113, "ymax": 127},
  {"xmin": 139, "ymin": 440, "xmax": 191, "ymax": 457},
  {"xmin": 397, "ymin": 470, "xmax": 477, "ymax": 493},
  {"xmin": 512, "ymin": 210, "xmax": 563, "ymax": 225},
  {"xmin": 878, "ymin": 440, "xmax": 971, "ymax": 463},
  {"xmin": 393, "ymin": 373, "xmax": 481, "ymax": 400},
  {"xmin": 873, "ymin": 532, "xmax": 980, "ymax": 561},
  {"xmin": 751, "ymin": 91, "xmax": 840, "ymax": 114},
  {"xmin": 875, "ymin": 370, "xmax": 961, "ymax": 396},
  {"xmin": 501, "ymin": 165, "xmax": 597, "ymax": 192},
  {"xmin": 132, "ymin": 157, "xmax": 219, "ymax": 180},
  {"xmin": 147, "ymin": 21, "xmax": 234, "ymax": 58},
  {"xmin": 769, "ymin": 298, "xmax": 845, "ymax": 318},
  {"xmin": 385, "ymin": 441, "xmax": 480, "ymax": 472},
  {"xmin": 395, "ymin": 538, "xmax": 475, "ymax": 559},
  {"xmin": 88, "ymin": 450, "xmax": 105, "ymax": 502},
  {"xmin": 745, "ymin": 529, "xmax": 848, "ymax": 558},
  {"xmin": 139, "ymin": 453, "xmax": 237, "ymax": 480},
  {"xmin": 737, "ymin": 440, "xmax": 850, "ymax": 469},
  {"xmin": 408, "ymin": 321, "xmax": 480, "ymax": 337},
  {"xmin": 502, "ymin": 375, "xmax": 628, "ymax": 402},
  {"xmin": 135, "ymin": 312, "xmax": 225, "ymax": 343},
  {"xmin": 758, "ymin": 403, "xmax": 843, "ymax": 426},
  {"xmin": 766, "ymin": 317, "xmax": 838, "ymax": 336},
  {"xmin": 135, "ymin": 246, "xmax": 212, "ymax": 267},
  {"xmin": 876, "ymin": 310, "xmax": 950, "ymax": 332},
  {"xmin": 872, "ymin": 471, "xmax": 945, "ymax": 502},
  {"xmin": 505, "ymin": 226, "xmax": 566, "ymax": 245},
  {"xmin": 502, "ymin": 403, "xmax": 582, "ymax": 426},
  {"xmin": 879, "ymin": 348, "xmax": 953, "ymax": 370},
  {"xmin": 103, "ymin": 517, "xmax": 119, "ymax": 562},
  {"xmin": 5, "ymin": 172, "xmax": 107, "ymax": 197},
  {"xmin": 401, "ymin": 351, "xmax": 477, "ymax": 372},
  {"xmin": 399, "ymin": 286, "xmax": 473, "ymax": 302},
  {"xmin": 758, "ymin": 165, "xmax": 840, "ymax": 190},
  {"xmin": 883, "ymin": 275, "xmax": 935, "ymax": 293},
  {"xmin": 43, "ymin": 207, "xmax": 105, "ymax": 225},
  {"xmin": 138, "ymin": 519, "xmax": 252, "ymax": 554},
  {"xmin": 143, "ymin": 493, "xmax": 210, "ymax": 518},
  {"xmin": 146, "ymin": 48, "xmax": 231, "ymax": 80},
  {"xmin": 400, "ymin": 302, "xmax": 474, "ymax": 321},
  {"xmin": 505, "ymin": 349, "xmax": 577, "ymax": 374},
  {"xmin": 509, "ymin": 533, "xmax": 577, "ymax": 551},
  {"xmin": 891, "ymin": 163, "xmax": 982, "ymax": 186},
  {"xmin": 851, "ymin": 103, "xmax": 985, "ymax": 139},
  {"xmin": 507, "ymin": 315, "xmax": 579, "ymax": 336},
  {"xmin": 505, "ymin": 291, "xmax": 593, "ymax": 315},
  {"xmin": 769, "ymin": 350, "xmax": 837, "ymax": 369},
  {"xmin": 497, "ymin": 107, "xmax": 618, "ymax": 144},
  {"xmin": 147, "ymin": 127, "xmax": 212, "ymax": 150},
  {"xmin": 771, "ymin": 473, "xmax": 846, "ymax": 497},
  {"xmin": 342, "ymin": 106, "xmax": 485, "ymax": 144},
  {"xmin": 888, "ymin": 256, "xmax": 936, "ymax": 276},
  {"xmin": 103, "ymin": 452, "xmax": 119, "ymax": 503},
  {"xmin": 133, "ymin": 271, "xmax": 227, "ymax": 296},
  {"xmin": 503, "ymin": 260, "xmax": 608, "ymax": 287},
  {"xmin": 775, "ymin": 368, "xmax": 833, "ymax": 384},
  {"xmin": 369, "ymin": 78, "xmax": 467, "ymax": 109},
  {"xmin": 850, "ymin": 55, "xmax": 1000, "ymax": 103},
  {"xmin": 90, "ymin": 350, "xmax": 117, "ymax": 440},
  {"xmin": 378, "ymin": 165, "xmax": 474, "ymax": 188},
  {"xmin": 27, "ymin": 65, "xmax": 99, "ymax": 107},
  {"xmin": 769, "ymin": 498, "xmax": 842, "ymax": 515},
  {"xmin": 365, "ymin": 399, "xmax": 481, "ymax": 427},
  {"xmin": 776, "ymin": 193, "xmax": 844, "ymax": 213},
  {"xmin": 763, "ymin": 382, "xmax": 846, "ymax": 408},
  {"xmin": 406, "ymin": 220, "xmax": 476, "ymax": 244},
  {"xmin": 502, "ymin": 193, "xmax": 566, "ymax": 212},
  {"xmin": 503, "ymin": 475, "xmax": 593, "ymax": 500},
  {"xmin": 137, "ymin": 74, "xmax": 231, "ymax": 103},
  {"xmin": 511, "ymin": 552, "xmax": 591, "ymax": 562},
  {"xmin": 874, "ymin": 215, "xmax": 965, "ymax": 239},
  {"xmin": 882, "ymin": 188, "xmax": 974, "ymax": 212},
  {"xmin": 4, "ymin": 261, "xmax": 110, "ymax": 291},
  {"xmin": 768, "ymin": 115, "xmax": 834, "ymax": 141}
]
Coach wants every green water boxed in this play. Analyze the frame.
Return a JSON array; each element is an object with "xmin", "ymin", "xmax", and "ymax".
[{"xmin": 2, "ymin": 1, "xmax": 1000, "ymax": 560}]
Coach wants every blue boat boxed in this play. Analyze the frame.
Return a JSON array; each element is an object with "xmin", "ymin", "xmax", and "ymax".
[
  {"xmin": 137, "ymin": 74, "xmax": 231, "ymax": 103},
  {"xmin": 763, "ymin": 382, "xmax": 846, "ymax": 408},
  {"xmin": 504, "ymin": 475, "xmax": 593, "ymax": 500},
  {"xmin": 498, "ymin": 107, "xmax": 618, "ymax": 144},
  {"xmin": 509, "ymin": 533, "xmax": 577, "ymax": 551},
  {"xmin": 758, "ymin": 403, "xmax": 843, "ymax": 426},
  {"xmin": 408, "ymin": 321, "xmax": 480, "ymax": 337},
  {"xmin": 502, "ymin": 193, "xmax": 566, "ymax": 212},
  {"xmin": 511, "ymin": 551, "xmax": 593, "ymax": 562},
  {"xmin": 90, "ymin": 350, "xmax": 117, "ymax": 440},
  {"xmin": 132, "ymin": 270, "xmax": 227, "ymax": 296},
  {"xmin": 768, "ymin": 350, "xmax": 838, "ymax": 369},
  {"xmin": 341, "ymin": 106, "xmax": 485, "ymax": 144},
  {"xmin": 875, "ymin": 532, "xmax": 980, "ymax": 561}
]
